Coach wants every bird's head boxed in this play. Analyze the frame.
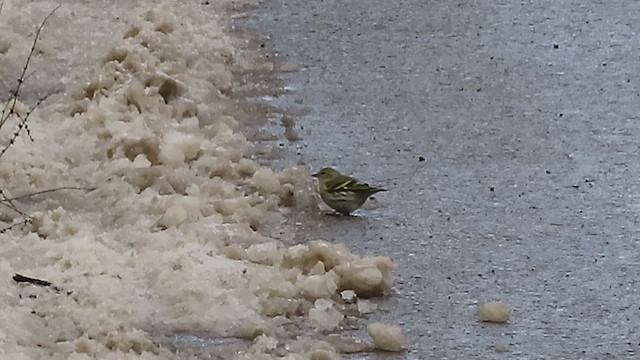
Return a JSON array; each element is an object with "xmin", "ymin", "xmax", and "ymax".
[{"xmin": 312, "ymin": 167, "xmax": 341, "ymax": 182}]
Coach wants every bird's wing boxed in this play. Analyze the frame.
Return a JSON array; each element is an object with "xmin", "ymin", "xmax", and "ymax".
[{"xmin": 326, "ymin": 176, "xmax": 378, "ymax": 193}]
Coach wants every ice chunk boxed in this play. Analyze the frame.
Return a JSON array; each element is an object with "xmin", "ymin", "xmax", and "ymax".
[
  {"xmin": 335, "ymin": 256, "xmax": 395, "ymax": 297},
  {"xmin": 366, "ymin": 323, "xmax": 406, "ymax": 352},
  {"xmin": 299, "ymin": 272, "xmax": 339, "ymax": 300},
  {"xmin": 478, "ymin": 301, "xmax": 510, "ymax": 323},
  {"xmin": 252, "ymin": 167, "xmax": 281, "ymax": 195},
  {"xmin": 309, "ymin": 299, "xmax": 344, "ymax": 331}
]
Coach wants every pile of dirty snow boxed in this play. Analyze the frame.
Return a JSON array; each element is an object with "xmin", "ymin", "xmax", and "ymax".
[{"xmin": 0, "ymin": 1, "xmax": 396, "ymax": 358}]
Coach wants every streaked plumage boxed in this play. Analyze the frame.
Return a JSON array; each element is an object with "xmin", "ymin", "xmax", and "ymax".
[{"xmin": 311, "ymin": 167, "xmax": 386, "ymax": 215}]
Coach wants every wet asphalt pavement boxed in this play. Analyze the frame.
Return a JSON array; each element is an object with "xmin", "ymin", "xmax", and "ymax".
[{"xmin": 242, "ymin": 1, "xmax": 640, "ymax": 358}]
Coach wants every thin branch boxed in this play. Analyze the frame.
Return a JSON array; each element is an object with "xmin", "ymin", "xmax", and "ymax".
[
  {"xmin": 0, "ymin": 218, "xmax": 31, "ymax": 234},
  {"xmin": 0, "ymin": 93, "xmax": 52, "ymax": 159},
  {"xmin": 13, "ymin": 273, "xmax": 51, "ymax": 287},
  {"xmin": 13, "ymin": 5, "xmax": 60, "ymax": 97},
  {"xmin": 13, "ymin": 273, "xmax": 69, "ymax": 294},
  {"xmin": 0, "ymin": 189, "xmax": 29, "ymax": 217},
  {"xmin": 0, "ymin": 186, "xmax": 93, "ymax": 232},
  {"xmin": 0, "ymin": 5, "xmax": 72, "ymax": 235},
  {"xmin": 1, "ymin": 186, "xmax": 95, "ymax": 202},
  {"xmin": 0, "ymin": 5, "xmax": 60, "ymax": 130}
]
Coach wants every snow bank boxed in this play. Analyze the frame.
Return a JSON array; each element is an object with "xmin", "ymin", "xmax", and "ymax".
[{"xmin": 0, "ymin": 0, "xmax": 396, "ymax": 358}]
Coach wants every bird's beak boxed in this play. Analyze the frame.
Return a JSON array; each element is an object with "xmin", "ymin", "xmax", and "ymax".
[{"xmin": 311, "ymin": 172, "xmax": 319, "ymax": 178}]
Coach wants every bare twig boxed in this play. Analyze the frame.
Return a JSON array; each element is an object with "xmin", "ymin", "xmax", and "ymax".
[
  {"xmin": 0, "ymin": 189, "xmax": 29, "ymax": 217},
  {"xmin": 0, "ymin": 6, "xmax": 77, "ymax": 234},
  {"xmin": 0, "ymin": 218, "xmax": 30, "ymax": 234},
  {"xmin": 1, "ymin": 187, "xmax": 93, "ymax": 234},
  {"xmin": 0, "ymin": 188, "xmax": 32, "ymax": 233},
  {"xmin": 0, "ymin": 186, "xmax": 94, "ymax": 220},
  {"xmin": 1, "ymin": 186, "xmax": 95, "ymax": 202},
  {"xmin": 13, "ymin": 273, "xmax": 52, "ymax": 287},
  {"xmin": 13, "ymin": 273, "xmax": 69, "ymax": 294},
  {"xmin": 0, "ymin": 5, "xmax": 60, "ymax": 150}
]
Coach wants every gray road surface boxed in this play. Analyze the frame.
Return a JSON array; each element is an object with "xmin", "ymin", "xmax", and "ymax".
[{"xmin": 243, "ymin": 1, "xmax": 640, "ymax": 359}]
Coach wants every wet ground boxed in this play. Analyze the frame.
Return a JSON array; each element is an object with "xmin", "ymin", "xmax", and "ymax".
[{"xmin": 242, "ymin": 1, "xmax": 640, "ymax": 358}]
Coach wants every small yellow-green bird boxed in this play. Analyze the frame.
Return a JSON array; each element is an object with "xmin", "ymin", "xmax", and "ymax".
[{"xmin": 312, "ymin": 167, "xmax": 386, "ymax": 215}]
